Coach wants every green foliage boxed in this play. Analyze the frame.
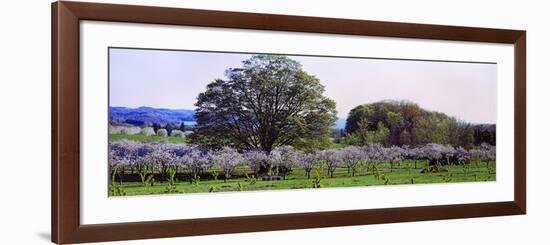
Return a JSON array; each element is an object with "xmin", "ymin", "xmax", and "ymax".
[
  {"xmin": 237, "ymin": 182, "xmax": 244, "ymax": 191},
  {"xmin": 167, "ymin": 166, "xmax": 177, "ymax": 186},
  {"xmin": 138, "ymin": 165, "xmax": 154, "ymax": 187},
  {"xmin": 109, "ymin": 168, "xmax": 126, "ymax": 196},
  {"xmin": 344, "ymin": 120, "xmax": 390, "ymax": 146},
  {"xmin": 211, "ymin": 169, "xmax": 219, "ymax": 181},
  {"xmin": 109, "ymin": 184, "xmax": 126, "ymax": 196},
  {"xmin": 312, "ymin": 170, "xmax": 322, "ymax": 188},
  {"xmin": 164, "ymin": 185, "xmax": 179, "ymax": 193},
  {"xmin": 245, "ymin": 174, "xmax": 257, "ymax": 185},
  {"xmin": 267, "ymin": 165, "xmax": 278, "ymax": 177},
  {"xmin": 370, "ymin": 165, "xmax": 380, "ymax": 179},
  {"xmin": 293, "ymin": 135, "xmax": 333, "ymax": 152},
  {"xmin": 191, "ymin": 55, "xmax": 337, "ymax": 152},
  {"xmin": 345, "ymin": 104, "xmax": 374, "ymax": 133},
  {"xmin": 344, "ymin": 101, "xmax": 486, "ymax": 148},
  {"xmin": 380, "ymin": 174, "xmax": 390, "ymax": 185},
  {"xmin": 162, "ymin": 166, "xmax": 181, "ymax": 193},
  {"xmin": 192, "ymin": 175, "xmax": 201, "ymax": 186}
]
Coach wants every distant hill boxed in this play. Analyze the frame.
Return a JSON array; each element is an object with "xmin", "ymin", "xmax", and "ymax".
[
  {"xmin": 109, "ymin": 106, "xmax": 195, "ymax": 126},
  {"xmin": 110, "ymin": 106, "xmax": 346, "ymax": 129}
]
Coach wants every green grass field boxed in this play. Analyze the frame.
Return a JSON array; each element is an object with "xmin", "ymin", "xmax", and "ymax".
[
  {"xmin": 110, "ymin": 133, "xmax": 188, "ymax": 144},
  {"xmin": 111, "ymin": 161, "xmax": 496, "ymax": 196}
]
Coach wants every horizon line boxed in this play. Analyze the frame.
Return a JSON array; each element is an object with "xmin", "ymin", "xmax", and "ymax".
[{"xmin": 108, "ymin": 104, "xmax": 496, "ymax": 125}]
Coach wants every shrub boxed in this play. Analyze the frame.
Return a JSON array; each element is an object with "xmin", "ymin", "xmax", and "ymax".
[
  {"xmin": 141, "ymin": 127, "xmax": 155, "ymax": 136},
  {"xmin": 157, "ymin": 128, "xmax": 168, "ymax": 136},
  {"xmin": 170, "ymin": 130, "xmax": 185, "ymax": 137},
  {"xmin": 109, "ymin": 125, "xmax": 123, "ymax": 134},
  {"xmin": 312, "ymin": 171, "xmax": 322, "ymax": 188},
  {"xmin": 120, "ymin": 126, "xmax": 140, "ymax": 135}
]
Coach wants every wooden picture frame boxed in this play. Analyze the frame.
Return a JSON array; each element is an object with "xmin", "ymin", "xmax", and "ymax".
[{"xmin": 51, "ymin": 1, "xmax": 526, "ymax": 244}]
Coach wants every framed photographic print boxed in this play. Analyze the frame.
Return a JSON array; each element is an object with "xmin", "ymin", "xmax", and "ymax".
[{"xmin": 52, "ymin": 1, "xmax": 526, "ymax": 244}]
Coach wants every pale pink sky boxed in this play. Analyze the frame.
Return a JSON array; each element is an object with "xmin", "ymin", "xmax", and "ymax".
[{"xmin": 110, "ymin": 48, "xmax": 497, "ymax": 124}]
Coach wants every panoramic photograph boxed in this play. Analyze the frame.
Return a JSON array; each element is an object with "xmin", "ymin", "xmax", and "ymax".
[{"xmin": 108, "ymin": 48, "xmax": 497, "ymax": 197}]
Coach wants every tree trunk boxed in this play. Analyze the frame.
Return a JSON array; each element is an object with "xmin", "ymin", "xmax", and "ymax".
[
  {"xmin": 150, "ymin": 164, "xmax": 155, "ymax": 186},
  {"xmin": 118, "ymin": 169, "xmax": 123, "ymax": 185}
]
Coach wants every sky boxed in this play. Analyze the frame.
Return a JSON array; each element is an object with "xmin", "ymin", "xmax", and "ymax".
[{"xmin": 109, "ymin": 48, "xmax": 497, "ymax": 124}]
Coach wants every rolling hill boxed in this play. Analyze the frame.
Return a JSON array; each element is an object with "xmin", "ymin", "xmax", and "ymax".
[
  {"xmin": 109, "ymin": 106, "xmax": 346, "ymax": 129},
  {"xmin": 109, "ymin": 106, "xmax": 195, "ymax": 126}
]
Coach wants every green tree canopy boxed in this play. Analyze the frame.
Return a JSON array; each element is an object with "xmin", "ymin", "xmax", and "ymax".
[
  {"xmin": 191, "ymin": 55, "xmax": 337, "ymax": 153},
  {"xmin": 345, "ymin": 100, "xmax": 486, "ymax": 148}
]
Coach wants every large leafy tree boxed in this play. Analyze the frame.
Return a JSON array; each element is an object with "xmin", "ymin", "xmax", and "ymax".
[{"xmin": 191, "ymin": 55, "xmax": 337, "ymax": 153}]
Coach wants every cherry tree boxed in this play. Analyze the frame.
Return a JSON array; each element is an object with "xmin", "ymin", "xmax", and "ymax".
[
  {"xmin": 423, "ymin": 143, "xmax": 445, "ymax": 165},
  {"xmin": 295, "ymin": 151, "xmax": 316, "ymax": 179},
  {"xmin": 317, "ymin": 149, "xmax": 341, "ymax": 178},
  {"xmin": 269, "ymin": 146, "xmax": 297, "ymax": 179},
  {"xmin": 471, "ymin": 143, "xmax": 496, "ymax": 167},
  {"xmin": 175, "ymin": 146, "xmax": 209, "ymax": 183},
  {"xmin": 148, "ymin": 144, "xmax": 178, "ymax": 184},
  {"xmin": 455, "ymin": 146, "xmax": 471, "ymax": 165},
  {"xmin": 361, "ymin": 143, "xmax": 384, "ymax": 174},
  {"xmin": 108, "ymin": 148, "xmax": 132, "ymax": 185},
  {"xmin": 340, "ymin": 146, "xmax": 366, "ymax": 176},
  {"xmin": 211, "ymin": 147, "xmax": 243, "ymax": 182},
  {"xmin": 109, "ymin": 140, "xmax": 157, "ymax": 186},
  {"xmin": 243, "ymin": 150, "xmax": 269, "ymax": 178},
  {"xmin": 404, "ymin": 146, "xmax": 426, "ymax": 169},
  {"xmin": 440, "ymin": 145, "xmax": 457, "ymax": 165},
  {"xmin": 109, "ymin": 140, "xmax": 149, "ymax": 183},
  {"xmin": 384, "ymin": 146, "xmax": 404, "ymax": 172}
]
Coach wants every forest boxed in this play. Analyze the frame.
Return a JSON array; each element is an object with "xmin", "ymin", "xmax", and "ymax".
[{"xmin": 340, "ymin": 101, "xmax": 495, "ymax": 148}]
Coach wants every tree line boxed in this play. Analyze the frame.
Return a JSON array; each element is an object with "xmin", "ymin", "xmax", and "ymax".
[
  {"xmin": 110, "ymin": 140, "xmax": 496, "ymax": 188},
  {"xmin": 344, "ymin": 101, "xmax": 496, "ymax": 148}
]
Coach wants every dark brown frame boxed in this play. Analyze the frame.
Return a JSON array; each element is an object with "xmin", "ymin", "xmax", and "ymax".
[{"xmin": 52, "ymin": 1, "xmax": 526, "ymax": 244}]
